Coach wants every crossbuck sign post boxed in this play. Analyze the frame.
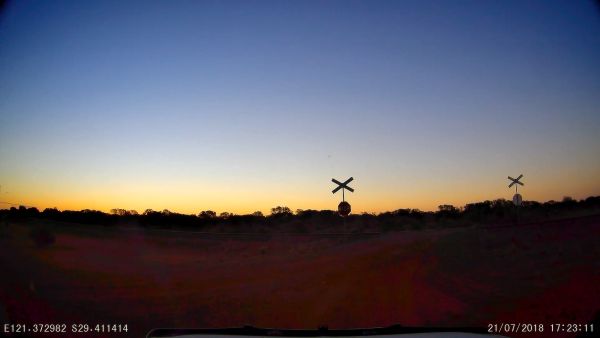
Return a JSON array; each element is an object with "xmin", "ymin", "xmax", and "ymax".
[
  {"xmin": 332, "ymin": 177, "xmax": 354, "ymax": 217},
  {"xmin": 508, "ymin": 174, "xmax": 524, "ymax": 206}
]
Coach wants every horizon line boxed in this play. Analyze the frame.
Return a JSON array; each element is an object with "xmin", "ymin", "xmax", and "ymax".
[{"xmin": 1, "ymin": 194, "xmax": 597, "ymax": 216}]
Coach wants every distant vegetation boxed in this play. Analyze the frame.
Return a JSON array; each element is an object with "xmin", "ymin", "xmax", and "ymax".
[{"xmin": 1, "ymin": 196, "xmax": 599, "ymax": 233}]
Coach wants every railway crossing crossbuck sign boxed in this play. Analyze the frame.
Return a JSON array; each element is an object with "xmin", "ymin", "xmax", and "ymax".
[
  {"xmin": 508, "ymin": 174, "xmax": 524, "ymax": 206},
  {"xmin": 332, "ymin": 177, "xmax": 354, "ymax": 217}
]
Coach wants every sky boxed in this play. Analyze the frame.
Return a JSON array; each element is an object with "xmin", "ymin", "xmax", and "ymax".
[{"xmin": 1, "ymin": 0, "xmax": 599, "ymax": 215}]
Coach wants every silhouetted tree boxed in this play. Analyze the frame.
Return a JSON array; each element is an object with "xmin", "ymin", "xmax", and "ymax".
[
  {"xmin": 271, "ymin": 206, "xmax": 292, "ymax": 217},
  {"xmin": 464, "ymin": 201, "xmax": 492, "ymax": 222},
  {"xmin": 251, "ymin": 211, "xmax": 264, "ymax": 217},
  {"xmin": 392, "ymin": 208, "xmax": 411, "ymax": 216},
  {"xmin": 110, "ymin": 208, "xmax": 129, "ymax": 216},
  {"xmin": 582, "ymin": 196, "xmax": 600, "ymax": 209},
  {"xmin": 43, "ymin": 207, "xmax": 60, "ymax": 215},
  {"xmin": 437, "ymin": 204, "xmax": 460, "ymax": 219},
  {"xmin": 219, "ymin": 212, "xmax": 233, "ymax": 219},
  {"xmin": 199, "ymin": 210, "xmax": 217, "ymax": 218}
]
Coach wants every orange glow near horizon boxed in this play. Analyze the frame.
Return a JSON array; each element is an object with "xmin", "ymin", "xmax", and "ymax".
[{"xmin": 3, "ymin": 168, "xmax": 599, "ymax": 215}]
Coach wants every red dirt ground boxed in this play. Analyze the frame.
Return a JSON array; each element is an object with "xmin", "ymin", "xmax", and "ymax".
[{"xmin": 1, "ymin": 215, "xmax": 598, "ymax": 337}]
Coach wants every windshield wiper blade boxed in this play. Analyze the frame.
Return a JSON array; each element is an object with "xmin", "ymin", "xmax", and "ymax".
[{"xmin": 148, "ymin": 324, "xmax": 491, "ymax": 337}]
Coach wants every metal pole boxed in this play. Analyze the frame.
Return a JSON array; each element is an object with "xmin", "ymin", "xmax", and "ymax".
[{"xmin": 515, "ymin": 185, "xmax": 519, "ymax": 225}]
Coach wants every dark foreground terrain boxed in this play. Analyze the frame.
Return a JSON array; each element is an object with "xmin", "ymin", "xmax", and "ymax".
[{"xmin": 1, "ymin": 215, "xmax": 599, "ymax": 337}]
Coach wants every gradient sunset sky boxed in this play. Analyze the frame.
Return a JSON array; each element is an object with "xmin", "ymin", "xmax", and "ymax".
[{"xmin": 1, "ymin": 0, "xmax": 599, "ymax": 214}]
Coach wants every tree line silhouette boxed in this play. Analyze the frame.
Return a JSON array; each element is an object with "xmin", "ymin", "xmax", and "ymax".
[{"xmin": 1, "ymin": 196, "xmax": 599, "ymax": 233}]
